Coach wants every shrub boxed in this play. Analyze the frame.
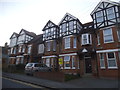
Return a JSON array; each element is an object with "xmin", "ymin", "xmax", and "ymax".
[{"xmin": 65, "ymin": 73, "xmax": 80, "ymax": 81}]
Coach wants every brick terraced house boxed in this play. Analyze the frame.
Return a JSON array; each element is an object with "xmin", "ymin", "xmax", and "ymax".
[
  {"xmin": 90, "ymin": 0, "xmax": 120, "ymax": 77},
  {"xmin": 8, "ymin": 0, "xmax": 120, "ymax": 78},
  {"xmin": 9, "ymin": 29, "xmax": 36, "ymax": 64}
]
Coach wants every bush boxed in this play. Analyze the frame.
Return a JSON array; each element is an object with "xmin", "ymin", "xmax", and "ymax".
[{"xmin": 65, "ymin": 73, "xmax": 80, "ymax": 81}]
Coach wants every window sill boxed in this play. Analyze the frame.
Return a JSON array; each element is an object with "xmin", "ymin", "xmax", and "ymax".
[
  {"xmin": 72, "ymin": 67, "xmax": 75, "ymax": 69},
  {"xmin": 104, "ymin": 41, "xmax": 114, "ymax": 44},
  {"xmin": 64, "ymin": 67, "xmax": 71, "ymax": 69},
  {"xmin": 100, "ymin": 67, "xmax": 106, "ymax": 69},
  {"xmin": 108, "ymin": 67, "xmax": 118, "ymax": 69}
]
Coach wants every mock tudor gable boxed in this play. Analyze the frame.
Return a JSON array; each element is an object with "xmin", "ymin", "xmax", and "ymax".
[
  {"xmin": 42, "ymin": 20, "xmax": 59, "ymax": 41},
  {"xmin": 91, "ymin": 0, "xmax": 120, "ymax": 29},
  {"xmin": 59, "ymin": 13, "xmax": 83, "ymax": 37}
]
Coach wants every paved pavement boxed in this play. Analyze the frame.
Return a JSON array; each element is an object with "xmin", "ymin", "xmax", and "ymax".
[{"xmin": 2, "ymin": 72, "xmax": 119, "ymax": 88}]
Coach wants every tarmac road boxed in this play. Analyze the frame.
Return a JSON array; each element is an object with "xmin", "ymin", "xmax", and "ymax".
[{"xmin": 2, "ymin": 77, "xmax": 45, "ymax": 88}]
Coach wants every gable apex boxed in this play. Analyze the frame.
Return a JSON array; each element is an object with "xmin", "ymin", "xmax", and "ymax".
[
  {"xmin": 90, "ymin": 0, "xmax": 119, "ymax": 15},
  {"xmin": 10, "ymin": 32, "xmax": 19, "ymax": 39},
  {"xmin": 42, "ymin": 20, "xmax": 57, "ymax": 31},
  {"xmin": 58, "ymin": 13, "xmax": 78, "ymax": 25}
]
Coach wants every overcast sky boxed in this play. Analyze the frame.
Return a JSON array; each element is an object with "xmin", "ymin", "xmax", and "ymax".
[{"xmin": 0, "ymin": 0, "xmax": 119, "ymax": 46}]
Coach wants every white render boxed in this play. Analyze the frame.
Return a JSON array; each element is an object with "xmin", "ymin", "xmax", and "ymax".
[{"xmin": 9, "ymin": 34, "xmax": 17, "ymax": 47}]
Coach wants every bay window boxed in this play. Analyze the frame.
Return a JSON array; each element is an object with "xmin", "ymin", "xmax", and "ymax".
[{"xmin": 82, "ymin": 34, "xmax": 91, "ymax": 45}]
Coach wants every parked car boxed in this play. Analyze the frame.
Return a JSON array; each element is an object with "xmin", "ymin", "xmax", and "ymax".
[{"xmin": 25, "ymin": 63, "xmax": 51, "ymax": 75}]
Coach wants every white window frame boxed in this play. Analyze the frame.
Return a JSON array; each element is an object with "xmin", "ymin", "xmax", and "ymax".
[
  {"xmin": 65, "ymin": 37, "xmax": 70, "ymax": 49},
  {"xmin": 117, "ymin": 30, "xmax": 120, "ymax": 42},
  {"xmin": 72, "ymin": 56, "xmax": 75, "ymax": 69},
  {"xmin": 103, "ymin": 28, "xmax": 114, "ymax": 43},
  {"xmin": 99, "ymin": 53, "xmax": 105, "ymax": 69},
  {"xmin": 107, "ymin": 52, "xmax": 117, "ymax": 69},
  {"xmin": 64, "ymin": 56, "xmax": 70, "ymax": 69},
  {"xmin": 82, "ymin": 34, "xmax": 92, "ymax": 45},
  {"xmin": 46, "ymin": 58, "xmax": 50, "ymax": 67},
  {"xmin": 73, "ymin": 37, "xmax": 77, "ymax": 48}
]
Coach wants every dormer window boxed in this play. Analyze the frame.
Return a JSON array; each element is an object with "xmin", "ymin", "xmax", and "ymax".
[
  {"xmin": 59, "ymin": 13, "xmax": 82, "ymax": 37},
  {"xmin": 82, "ymin": 34, "xmax": 92, "ymax": 45}
]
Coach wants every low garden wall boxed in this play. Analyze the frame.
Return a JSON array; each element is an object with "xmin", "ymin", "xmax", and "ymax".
[{"xmin": 34, "ymin": 71, "xmax": 65, "ymax": 82}]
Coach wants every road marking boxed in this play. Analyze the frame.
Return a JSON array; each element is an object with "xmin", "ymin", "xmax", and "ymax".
[{"xmin": 2, "ymin": 77, "xmax": 44, "ymax": 88}]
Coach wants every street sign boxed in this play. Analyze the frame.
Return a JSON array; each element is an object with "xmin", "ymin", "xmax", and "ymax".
[{"xmin": 59, "ymin": 58, "xmax": 63, "ymax": 64}]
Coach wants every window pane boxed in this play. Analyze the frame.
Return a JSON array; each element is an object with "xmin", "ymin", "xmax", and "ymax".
[
  {"xmin": 104, "ymin": 28, "xmax": 112, "ymax": 35},
  {"xmin": 100, "ymin": 53, "xmax": 104, "ymax": 59},
  {"xmin": 104, "ymin": 35, "xmax": 113, "ymax": 42},
  {"xmin": 108, "ymin": 52, "xmax": 114, "ymax": 58},
  {"xmin": 100, "ymin": 60, "xmax": 105, "ymax": 67},
  {"xmin": 73, "ymin": 37, "xmax": 77, "ymax": 48},
  {"xmin": 69, "ymin": 21, "xmax": 74, "ymax": 30},
  {"xmin": 64, "ymin": 56, "xmax": 70, "ymax": 61},
  {"xmin": 65, "ymin": 37, "xmax": 70, "ymax": 49},
  {"xmin": 104, "ymin": 28, "xmax": 113, "ymax": 43},
  {"xmin": 96, "ymin": 11, "xmax": 103, "ymax": 23},
  {"xmin": 108, "ymin": 60, "xmax": 116, "ymax": 67},
  {"xmin": 107, "ymin": 7, "xmax": 115, "ymax": 20},
  {"xmin": 47, "ymin": 42, "xmax": 51, "ymax": 51},
  {"xmin": 64, "ymin": 56, "xmax": 70, "ymax": 68},
  {"xmin": 62, "ymin": 23, "xmax": 67, "ymax": 33}
]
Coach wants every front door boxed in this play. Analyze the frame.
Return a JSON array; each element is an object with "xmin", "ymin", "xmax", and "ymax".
[{"xmin": 85, "ymin": 58, "xmax": 92, "ymax": 73}]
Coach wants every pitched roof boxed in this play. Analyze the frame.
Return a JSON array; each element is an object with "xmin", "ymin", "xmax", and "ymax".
[
  {"xmin": 42, "ymin": 20, "xmax": 58, "ymax": 31},
  {"xmin": 91, "ymin": 0, "xmax": 119, "ymax": 15},
  {"xmin": 20, "ymin": 29, "xmax": 36, "ymax": 37},
  {"xmin": 10, "ymin": 32, "xmax": 19, "ymax": 39},
  {"xmin": 58, "ymin": 13, "xmax": 79, "ymax": 25},
  {"xmin": 28, "ymin": 34, "xmax": 43, "ymax": 44}
]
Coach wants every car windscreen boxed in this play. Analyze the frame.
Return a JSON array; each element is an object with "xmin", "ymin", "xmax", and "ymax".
[
  {"xmin": 26, "ymin": 63, "xmax": 33, "ymax": 67},
  {"xmin": 34, "ymin": 64, "xmax": 42, "ymax": 67}
]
